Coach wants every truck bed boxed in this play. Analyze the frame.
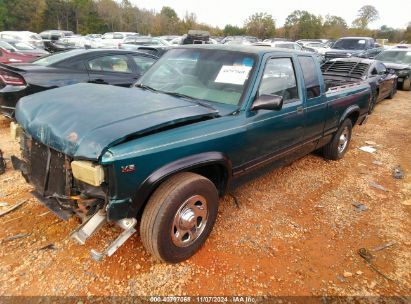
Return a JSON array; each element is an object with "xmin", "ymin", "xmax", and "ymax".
[{"xmin": 323, "ymin": 74, "xmax": 363, "ymax": 92}]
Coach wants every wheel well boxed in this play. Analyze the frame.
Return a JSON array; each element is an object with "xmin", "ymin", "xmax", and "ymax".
[
  {"xmin": 346, "ymin": 111, "xmax": 360, "ymax": 126},
  {"xmin": 134, "ymin": 164, "xmax": 230, "ymax": 219},
  {"xmin": 189, "ymin": 164, "xmax": 229, "ymax": 196}
]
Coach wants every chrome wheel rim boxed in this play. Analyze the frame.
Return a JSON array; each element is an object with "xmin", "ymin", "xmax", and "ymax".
[
  {"xmin": 171, "ymin": 195, "xmax": 208, "ymax": 247},
  {"xmin": 338, "ymin": 127, "xmax": 349, "ymax": 154}
]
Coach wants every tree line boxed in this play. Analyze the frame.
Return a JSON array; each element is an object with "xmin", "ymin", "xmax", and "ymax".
[{"xmin": 0, "ymin": 1, "xmax": 410, "ymax": 42}]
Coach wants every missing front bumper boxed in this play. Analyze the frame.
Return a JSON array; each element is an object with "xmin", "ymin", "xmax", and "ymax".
[
  {"xmin": 31, "ymin": 191, "xmax": 74, "ymax": 221},
  {"xmin": 70, "ymin": 210, "xmax": 137, "ymax": 261}
]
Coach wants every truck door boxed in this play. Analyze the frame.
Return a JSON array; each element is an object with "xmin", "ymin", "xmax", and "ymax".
[
  {"xmin": 239, "ymin": 57, "xmax": 305, "ymax": 167},
  {"xmin": 297, "ymin": 55, "xmax": 327, "ymax": 146}
]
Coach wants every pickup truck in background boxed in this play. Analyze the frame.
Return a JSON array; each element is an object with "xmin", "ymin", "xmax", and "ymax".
[
  {"xmin": 325, "ymin": 37, "xmax": 383, "ymax": 61},
  {"xmin": 12, "ymin": 45, "xmax": 371, "ymax": 263}
]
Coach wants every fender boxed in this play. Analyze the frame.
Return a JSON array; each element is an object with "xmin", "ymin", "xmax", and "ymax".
[
  {"xmin": 127, "ymin": 151, "xmax": 232, "ymax": 217},
  {"xmin": 339, "ymin": 104, "xmax": 360, "ymax": 125}
]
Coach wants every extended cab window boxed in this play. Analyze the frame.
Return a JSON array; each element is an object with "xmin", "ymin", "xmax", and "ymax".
[
  {"xmin": 87, "ymin": 55, "xmax": 132, "ymax": 73},
  {"xmin": 298, "ymin": 56, "xmax": 321, "ymax": 99},
  {"xmin": 259, "ymin": 58, "xmax": 299, "ymax": 103}
]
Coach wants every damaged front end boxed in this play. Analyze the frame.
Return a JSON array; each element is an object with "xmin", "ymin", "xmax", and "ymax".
[
  {"xmin": 12, "ymin": 132, "xmax": 106, "ymax": 220},
  {"xmin": 12, "ymin": 130, "xmax": 137, "ymax": 261}
]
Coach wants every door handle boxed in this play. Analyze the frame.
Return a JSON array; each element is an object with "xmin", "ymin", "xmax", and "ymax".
[{"xmin": 297, "ymin": 106, "xmax": 304, "ymax": 114}]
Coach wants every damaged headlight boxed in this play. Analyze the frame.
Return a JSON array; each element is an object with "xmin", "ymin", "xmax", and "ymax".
[{"xmin": 71, "ymin": 161, "xmax": 105, "ymax": 186}]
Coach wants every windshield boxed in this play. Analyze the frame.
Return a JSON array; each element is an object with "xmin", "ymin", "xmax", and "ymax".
[
  {"xmin": 333, "ymin": 39, "xmax": 367, "ymax": 50},
  {"xmin": 33, "ymin": 49, "xmax": 84, "ymax": 66},
  {"xmin": 9, "ymin": 41, "xmax": 35, "ymax": 50},
  {"xmin": 138, "ymin": 48, "xmax": 256, "ymax": 105},
  {"xmin": 375, "ymin": 50, "xmax": 411, "ymax": 65},
  {"xmin": 0, "ymin": 41, "xmax": 14, "ymax": 51}
]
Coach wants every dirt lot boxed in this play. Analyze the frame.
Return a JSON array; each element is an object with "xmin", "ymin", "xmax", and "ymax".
[{"xmin": 0, "ymin": 91, "xmax": 410, "ymax": 299}]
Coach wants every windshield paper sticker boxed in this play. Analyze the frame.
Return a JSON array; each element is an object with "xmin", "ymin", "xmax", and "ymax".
[{"xmin": 215, "ymin": 65, "xmax": 252, "ymax": 85}]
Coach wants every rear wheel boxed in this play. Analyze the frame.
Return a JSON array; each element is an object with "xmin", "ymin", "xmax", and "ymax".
[
  {"xmin": 402, "ymin": 78, "xmax": 411, "ymax": 91},
  {"xmin": 322, "ymin": 119, "xmax": 353, "ymax": 160},
  {"xmin": 140, "ymin": 172, "xmax": 219, "ymax": 263}
]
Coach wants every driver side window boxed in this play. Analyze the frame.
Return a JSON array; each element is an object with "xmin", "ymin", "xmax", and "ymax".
[{"xmin": 259, "ymin": 58, "xmax": 299, "ymax": 103}]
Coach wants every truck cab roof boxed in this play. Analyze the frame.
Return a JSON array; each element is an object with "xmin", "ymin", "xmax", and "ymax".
[{"xmin": 175, "ymin": 44, "xmax": 312, "ymax": 57}]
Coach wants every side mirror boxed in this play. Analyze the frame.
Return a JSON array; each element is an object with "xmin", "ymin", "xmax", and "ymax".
[
  {"xmin": 388, "ymin": 69, "xmax": 396, "ymax": 75},
  {"xmin": 251, "ymin": 94, "xmax": 283, "ymax": 111}
]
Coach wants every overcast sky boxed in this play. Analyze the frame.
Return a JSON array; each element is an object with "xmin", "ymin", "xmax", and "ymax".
[{"xmin": 129, "ymin": 0, "xmax": 410, "ymax": 29}]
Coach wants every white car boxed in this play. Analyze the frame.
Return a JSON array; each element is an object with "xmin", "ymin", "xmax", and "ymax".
[
  {"xmin": 298, "ymin": 41, "xmax": 329, "ymax": 55},
  {"xmin": 254, "ymin": 41, "xmax": 304, "ymax": 51},
  {"xmin": 170, "ymin": 37, "xmax": 183, "ymax": 45},
  {"xmin": 100, "ymin": 32, "xmax": 137, "ymax": 49},
  {"xmin": 0, "ymin": 31, "xmax": 44, "ymax": 49},
  {"xmin": 120, "ymin": 36, "xmax": 170, "ymax": 50}
]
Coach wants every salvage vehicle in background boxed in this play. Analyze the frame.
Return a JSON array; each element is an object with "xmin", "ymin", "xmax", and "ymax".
[
  {"xmin": 375, "ymin": 48, "xmax": 411, "ymax": 91},
  {"xmin": 0, "ymin": 40, "xmax": 49, "ymax": 57},
  {"xmin": 12, "ymin": 45, "xmax": 370, "ymax": 263},
  {"xmin": 297, "ymin": 41, "xmax": 329, "ymax": 55},
  {"xmin": 100, "ymin": 32, "xmax": 137, "ymax": 49},
  {"xmin": 0, "ymin": 46, "xmax": 37, "ymax": 64},
  {"xmin": 254, "ymin": 41, "xmax": 303, "ymax": 50},
  {"xmin": 0, "ymin": 31, "xmax": 45, "ymax": 49},
  {"xmin": 0, "ymin": 49, "xmax": 158, "ymax": 118},
  {"xmin": 222, "ymin": 36, "xmax": 259, "ymax": 45},
  {"xmin": 43, "ymin": 40, "xmax": 80, "ymax": 53},
  {"xmin": 39, "ymin": 30, "xmax": 75, "ymax": 41},
  {"xmin": 325, "ymin": 37, "xmax": 383, "ymax": 61},
  {"xmin": 254, "ymin": 41, "xmax": 324, "ymax": 63},
  {"xmin": 119, "ymin": 36, "xmax": 170, "ymax": 50},
  {"xmin": 322, "ymin": 58, "xmax": 397, "ymax": 113}
]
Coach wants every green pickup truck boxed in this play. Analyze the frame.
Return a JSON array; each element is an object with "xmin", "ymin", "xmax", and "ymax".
[{"xmin": 13, "ymin": 45, "xmax": 370, "ymax": 263}]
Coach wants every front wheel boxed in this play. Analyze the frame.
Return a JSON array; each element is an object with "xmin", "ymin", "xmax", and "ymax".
[
  {"xmin": 140, "ymin": 172, "xmax": 219, "ymax": 263},
  {"xmin": 322, "ymin": 119, "xmax": 353, "ymax": 160}
]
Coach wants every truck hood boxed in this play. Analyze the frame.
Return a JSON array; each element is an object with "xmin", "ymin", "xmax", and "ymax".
[{"xmin": 16, "ymin": 83, "xmax": 218, "ymax": 160}]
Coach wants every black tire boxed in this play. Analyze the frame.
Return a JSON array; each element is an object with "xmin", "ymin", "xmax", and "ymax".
[
  {"xmin": 402, "ymin": 78, "xmax": 411, "ymax": 91},
  {"xmin": 140, "ymin": 172, "xmax": 219, "ymax": 263},
  {"xmin": 322, "ymin": 119, "xmax": 353, "ymax": 160}
]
